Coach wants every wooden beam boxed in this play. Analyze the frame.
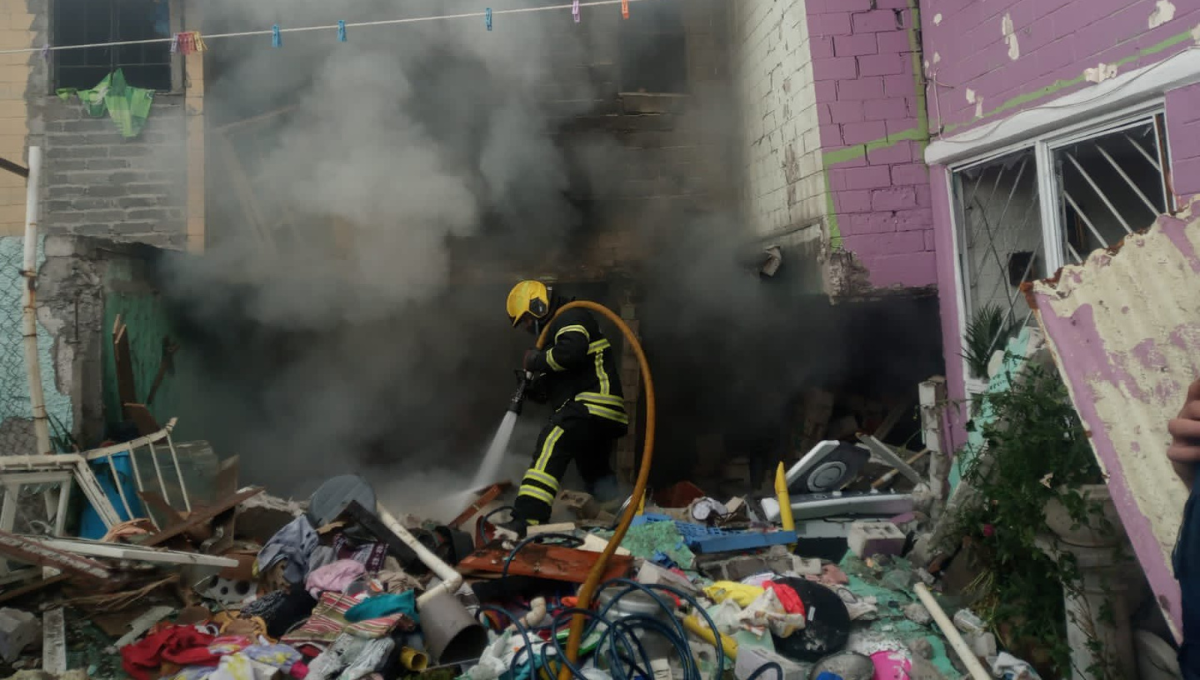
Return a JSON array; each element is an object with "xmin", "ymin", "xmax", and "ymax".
[{"xmin": 141, "ymin": 487, "xmax": 263, "ymax": 549}]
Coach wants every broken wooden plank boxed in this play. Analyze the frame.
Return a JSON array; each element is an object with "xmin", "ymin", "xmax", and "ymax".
[
  {"xmin": 142, "ymin": 487, "xmax": 264, "ymax": 549},
  {"xmin": 29, "ymin": 537, "xmax": 237, "ymax": 568},
  {"xmin": 871, "ymin": 448, "xmax": 931, "ymax": 490},
  {"xmin": 138, "ymin": 491, "xmax": 186, "ymax": 531},
  {"xmin": 337, "ymin": 500, "xmax": 425, "ymax": 571},
  {"xmin": 112, "ymin": 605, "xmax": 173, "ymax": 649},
  {"xmin": 112, "ymin": 318, "xmax": 138, "ymax": 419},
  {"xmin": 857, "ymin": 434, "xmax": 923, "ymax": 486},
  {"xmin": 0, "ymin": 574, "xmax": 68, "ymax": 605},
  {"xmin": 0, "ymin": 531, "xmax": 112, "ymax": 581},
  {"xmin": 458, "ymin": 541, "xmax": 632, "ymax": 584},
  {"xmin": 124, "ymin": 404, "xmax": 161, "ymax": 438},
  {"xmin": 449, "ymin": 482, "xmax": 513, "ymax": 529},
  {"xmin": 42, "ymin": 608, "xmax": 66, "ymax": 676}
]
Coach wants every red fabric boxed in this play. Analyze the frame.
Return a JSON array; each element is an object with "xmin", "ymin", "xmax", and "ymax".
[
  {"xmin": 121, "ymin": 625, "xmax": 216, "ymax": 680},
  {"xmin": 764, "ymin": 582, "xmax": 806, "ymax": 617}
]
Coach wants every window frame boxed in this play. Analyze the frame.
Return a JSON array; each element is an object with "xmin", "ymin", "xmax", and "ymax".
[
  {"xmin": 947, "ymin": 100, "xmax": 1169, "ymax": 396},
  {"xmin": 49, "ymin": 0, "xmax": 183, "ymax": 95}
]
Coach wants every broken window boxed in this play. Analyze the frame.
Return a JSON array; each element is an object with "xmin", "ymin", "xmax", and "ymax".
[
  {"xmin": 53, "ymin": 0, "xmax": 173, "ymax": 91},
  {"xmin": 618, "ymin": 1, "xmax": 688, "ymax": 94},
  {"xmin": 951, "ymin": 110, "xmax": 1171, "ymax": 390},
  {"xmin": 1051, "ymin": 115, "xmax": 1171, "ymax": 261}
]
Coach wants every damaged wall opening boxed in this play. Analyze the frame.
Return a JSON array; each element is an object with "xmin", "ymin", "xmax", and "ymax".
[
  {"xmin": 52, "ymin": 0, "xmax": 174, "ymax": 91},
  {"xmin": 951, "ymin": 109, "xmax": 1171, "ymax": 391}
]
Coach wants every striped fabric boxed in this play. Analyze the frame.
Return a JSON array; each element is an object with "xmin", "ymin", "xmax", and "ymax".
[{"xmin": 280, "ymin": 592, "xmax": 415, "ymax": 647}]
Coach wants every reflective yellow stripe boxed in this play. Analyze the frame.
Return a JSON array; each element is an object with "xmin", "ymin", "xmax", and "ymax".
[
  {"xmin": 535, "ymin": 426, "xmax": 564, "ymax": 471},
  {"xmin": 545, "ymin": 348, "xmax": 566, "ymax": 372},
  {"xmin": 518, "ymin": 484, "xmax": 556, "ymax": 505},
  {"xmin": 587, "ymin": 339, "xmax": 610, "ymax": 354},
  {"xmin": 524, "ymin": 469, "xmax": 559, "ymax": 490},
  {"xmin": 556, "ymin": 324, "xmax": 590, "ymax": 341},
  {"xmin": 594, "ymin": 352, "xmax": 611, "ymax": 395},
  {"xmin": 583, "ymin": 403, "xmax": 630, "ymax": 424},
  {"xmin": 577, "ymin": 392, "xmax": 625, "ymax": 408}
]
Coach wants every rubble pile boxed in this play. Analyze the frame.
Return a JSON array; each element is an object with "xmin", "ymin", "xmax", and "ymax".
[{"xmin": 0, "ymin": 446, "xmax": 1045, "ymax": 680}]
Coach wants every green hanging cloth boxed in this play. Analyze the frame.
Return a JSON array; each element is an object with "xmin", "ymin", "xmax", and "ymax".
[{"xmin": 56, "ymin": 69, "xmax": 154, "ymax": 139}]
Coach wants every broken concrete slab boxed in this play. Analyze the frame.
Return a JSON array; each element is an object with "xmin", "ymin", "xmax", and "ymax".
[
  {"xmin": 694, "ymin": 544, "xmax": 794, "ymax": 581},
  {"xmin": 848, "ymin": 521, "xmax": 906, "ymax": 558},
  {"xmin": 0, "ymin": 608, "xmax": 40, "ymax": 663}
]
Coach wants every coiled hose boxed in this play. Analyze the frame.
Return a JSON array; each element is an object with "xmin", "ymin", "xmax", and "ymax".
[
  {"xmin": 533, "ymin": 300, "xmax": 656, "ymax": 680},
  {"xmin": 477, "ymin": 574, "xmax": 781, "ymax": 680}
]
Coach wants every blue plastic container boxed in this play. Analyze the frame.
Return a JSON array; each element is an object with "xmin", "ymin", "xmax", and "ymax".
[{"xmin": 79, "ymin": 452, "xmax": 144, "ymax": 539}]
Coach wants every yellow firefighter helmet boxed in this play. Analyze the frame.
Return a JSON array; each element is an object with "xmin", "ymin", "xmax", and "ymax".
[{"xmin": 506, "ymin": 280, "xmax": 551, "ymax": 327}]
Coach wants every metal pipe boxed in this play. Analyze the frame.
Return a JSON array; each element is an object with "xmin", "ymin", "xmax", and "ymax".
[
  {"xmin": 20, "ymin": 147, "xmax": 50, "ymax": 457},
  {"xmin": 106, "ymin": 455, "xmax": 134, "ymax": 520},
  {"xmin": 165, "ymin": 434, "xmax": 191, "ymax": 513},
  {"xmin": 1124, "ymin": 133, "xmax": 1161, "ymax": 172},
  {"xmin": 376, "ymin": 504, "xmax": 463, "ymax": 608},
  {"xmin": 1094, "ymin": 145, "xmax": 1161, "ymax": 218},
  {"xmin": 146, "ymin": 441, "xmax": 171, "ymax": 507},
  {"xmin": 914, "ymin": 583, "xmax": 990, "ymax": 680},
  {"xmin": 1065, "ymin": 152, "xmax": 1133, "ymax": 234}
]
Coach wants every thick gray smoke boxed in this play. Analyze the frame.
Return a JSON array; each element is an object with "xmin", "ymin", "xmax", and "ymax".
[{"xmin": 162, "ymin": 0, "xmax": 608, "ymax": 503}]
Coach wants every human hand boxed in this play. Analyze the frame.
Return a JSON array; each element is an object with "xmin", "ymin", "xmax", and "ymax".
[{"xmin": 1167, "ymin": 378, "xmax": 1200, "ymax": 488}]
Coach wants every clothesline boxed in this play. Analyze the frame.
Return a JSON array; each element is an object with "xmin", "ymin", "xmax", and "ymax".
[{"xmin": 0, "ymin": 0, "xmax": 656, "ymax": 56}]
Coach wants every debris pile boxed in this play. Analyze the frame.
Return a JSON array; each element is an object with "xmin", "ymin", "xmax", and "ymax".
[{"xmin": 0, "ymin": 429, "xmax": 1051, "ymax": 680}]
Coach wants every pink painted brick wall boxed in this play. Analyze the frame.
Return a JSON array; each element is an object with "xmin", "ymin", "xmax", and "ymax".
[
  {"xmin": 1166, "ymin": 81, "xmax": 1200, "ymax": 199},
  {"xmin": 809, "ymin": 0, "xmax": 935, "ymax": 289},
  {"xmin": 925, "ymin": 0, "xmax": 1200, "ymax": 134}
]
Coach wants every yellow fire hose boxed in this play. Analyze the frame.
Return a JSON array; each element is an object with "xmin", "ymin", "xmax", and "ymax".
[{"xmin": 534, "ymin": 300, "xmax": 656, "ymax": 680}]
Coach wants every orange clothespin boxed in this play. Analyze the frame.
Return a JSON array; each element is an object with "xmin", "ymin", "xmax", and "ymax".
[{"xmin": 621, "ymin": 0, "xmax": 630, "ymax": 19}]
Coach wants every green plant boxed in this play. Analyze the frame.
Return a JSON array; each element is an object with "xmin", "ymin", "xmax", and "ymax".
[
  {"xmin": 962, "ymin": 304, "xmax": 1014, "ymax": 380},
  {"xmin": 956, "ymin": 361, "xmax": 1121, "ymax": 679}
]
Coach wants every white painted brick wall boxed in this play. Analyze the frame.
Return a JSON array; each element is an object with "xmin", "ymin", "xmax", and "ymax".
[{"xmin": 732, "ymin": 0, "xmax": 824, "ymax": 239}]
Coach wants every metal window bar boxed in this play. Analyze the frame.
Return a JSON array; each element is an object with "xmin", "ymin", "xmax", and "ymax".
[
  {"xmin": 83, "ymin": 417, "xmax": 190, "ymax": 529},
  {"xmin": 1055, "ymin": 120, "xmax": 1169, "ymax": 263},
  {"xmin": 1064, "ymin": 153, "xmax": 1134, "ymax": 235},
  {"xmin": 1124, "ymin": 133, "xmax": 1161, "ymax": 171}
]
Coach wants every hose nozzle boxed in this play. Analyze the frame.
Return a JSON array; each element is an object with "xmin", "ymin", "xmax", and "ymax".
[{"xmin": 509, "ymin": 370, "xmax": 532, "ymax": 415}]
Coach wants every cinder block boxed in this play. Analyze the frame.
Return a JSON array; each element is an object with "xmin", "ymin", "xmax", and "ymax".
[
  {"xmin": 814, "ymin": 57, "xmax": 858, "ymax": 81},
  {"xmin": 876, "ymin": 29, "xmax": 913, "ymax": 54},
  {"xmin": 734, "ymin": 645, "xmax": 807, "ymax": 680},
  {"xmin": 843, "ymin": 121, "xmax": 886, "ymax": 145},
  {"xmin": 838, "ymin": 77, "xmax": 885, "ymax": 100},
  {"xmin": 852, "ymin": 10, "xmax": 900, "ymax": 33},
  {"xmin": 858, "ymin": 53, "xmax": 906, "ymax": 76},
  {"xmin": 847, "ymin": 520, "xmax": 906, "ymax": 558},
  {"xmin": 871, "ymin": 187, "xmax": 918, "ymax": 211},
  {"xmin": 0, "ymin": 608, "xmax": 39, "ymax": 663},
  {"xmin": 834, "ymin": 33, "xmax": 878, "ymax": 57}
]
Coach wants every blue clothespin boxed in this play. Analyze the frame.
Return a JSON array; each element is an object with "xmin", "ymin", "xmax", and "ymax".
[
  {"xmin": 485, "ymin": 8, "xmax": 493, "ymax": 31},
  {"xmin": 573, "ymin": 0, "xmax": 580, "ymax": 23},
  {"xmin": 272, "ymin": 24, "xmax": 282, "ymax": 48},
  {"xmin": 337, "ymin": 20, "xmax": 347, "ymax": 42}
]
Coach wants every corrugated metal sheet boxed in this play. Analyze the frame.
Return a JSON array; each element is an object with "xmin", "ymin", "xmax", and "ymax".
[{"xmin": 1029, "ymin": 210, "xmax": 1200, "ymax": 636}]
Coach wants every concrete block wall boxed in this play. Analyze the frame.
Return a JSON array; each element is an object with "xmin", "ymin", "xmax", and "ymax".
[
  {"xmin": 809, "ymin": 0, "xmax": 935, "ymax": 291},
  {"xmin": 0, "ymin": 0, "xmax": 34, "ymax": 237},
  {"xmin": 731, "ymin": 0, "xmax": 825, "ymax": 240},
  {"xmin": 42, "ymin": 97, "xmax": 189, "ymax": 249}
]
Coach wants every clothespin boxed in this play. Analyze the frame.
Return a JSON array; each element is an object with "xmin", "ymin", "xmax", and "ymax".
[
  {"xmin": 192, "ymin": 31, "xmax": 208, "ymax": 52},
  {"xmin": 272, "ymin": 24, "xmax": 282, "ymax": 48},
  {"xmin": 621, "ymin": 0, "xmax": 629, "ymax": 19},
  {"xmin": 572, "ymin": 0, "xmax": 580, "ymax": 23},
  {"xmin": 485, "ymin": 8, "xmax": 493, "ymax": 31},
  {"xmin": 337, "ymin": 20, "xmax": 347, "ymax": 42},
  {"xmin": 40, "ymin": 43, "xmax": 50, "ymax": 60},
  {"xmin": 169, "ymin": 34, "xmax": 180, "ymax": 54}
]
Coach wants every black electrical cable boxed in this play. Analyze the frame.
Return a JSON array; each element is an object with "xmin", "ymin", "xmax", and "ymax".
[
  {"xmin": 501, "ymin": 532, "xmax": 584, "ymax": 580},
  {"xmin": 744, "ymin": 661, "xmax": 784, "ymax": 680}
]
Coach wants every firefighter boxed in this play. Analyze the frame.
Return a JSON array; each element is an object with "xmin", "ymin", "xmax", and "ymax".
[{"xmin": 505, "ymin": 280, "xmax": 627, "ymax": 534}]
